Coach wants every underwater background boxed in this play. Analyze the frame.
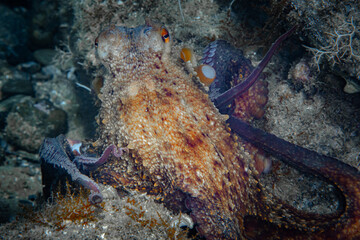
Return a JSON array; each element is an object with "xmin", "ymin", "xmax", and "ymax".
[{"xmin": 0, "ymin": 0, "xmax": 359, "ymax": 239}]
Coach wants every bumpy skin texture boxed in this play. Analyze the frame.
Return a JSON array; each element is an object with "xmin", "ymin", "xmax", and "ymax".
[
  {"xmin": 94, "ymin": 21, "xmax": 360, "ymax": 239},
  {"xmin": 95, "ymin": 22, "xmax": 258, "ymax": 238}
]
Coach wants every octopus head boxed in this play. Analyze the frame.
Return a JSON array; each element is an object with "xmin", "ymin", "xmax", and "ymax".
[
  {"xmin": 95, "ymin": 19, "xmax": 171, "ymax": 67},
  {"xmin": 95, "ymin": 25, "xmax": 131, "ymax": 65},
  {"xmin": 136, "ymin": 19, "xmax": 171, "ymax": 54}
]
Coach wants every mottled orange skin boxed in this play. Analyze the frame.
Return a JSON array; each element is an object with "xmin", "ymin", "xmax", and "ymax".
[
  {"xmin": 93, "ymin": 21, "xmax": 360, "ymax": 239},
  {"xmin": 94, "ymin": 22, "xmax": 261, "ymax": 238}
]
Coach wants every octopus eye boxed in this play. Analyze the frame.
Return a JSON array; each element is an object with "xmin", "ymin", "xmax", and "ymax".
[{"xmin": 161, "ymin": 27, "xmax": 170, "ymax": 43}]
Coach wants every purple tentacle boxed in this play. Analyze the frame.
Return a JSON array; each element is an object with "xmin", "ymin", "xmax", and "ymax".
[
  {"xmin": 113, "ymin": 146, "xmax": 128, "ymax": 158},
  {"xmin": 40, "ymin": 136, "xmax": 84, "ymax": 182},
  {"xmin": 89, "ymin": 192, "xmax": 103, "ymax": 204},
  {"xmin": 213, "ymin": 26, "xmax": 296, "ymax": 108},
  {"xmin": 75, "ymin": 175, "xmax": 103, "ymax": 204},
  {"xmin": 40, "ymin": 135, "xmax": 104, "ymax": 204},
  {"xmin": 74, "ymin": 145, "xmax": 125, "ymax": 171},
  {"xmin": 227, "ymin": 115, "xmax": 360, "ymax": 222},
  {"xmin": 227, "ymin": 116, "xmax": 357, "ymax": 176}
]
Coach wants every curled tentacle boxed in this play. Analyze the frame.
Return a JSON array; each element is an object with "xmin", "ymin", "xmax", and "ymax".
[
  {"xmin": 40, "ymin": 135, "xmax": 125, "ymax": 204},
  {"xmin": 227, "ymin": 116, "xmax": 360, "ymax": 238},
  {"xmin": 74, "ymin": 144, "xmax": 126, "ymax": 171},
  {"xmin": 75, "ymin": 175, "xmax": 103, "ymax": 204}
]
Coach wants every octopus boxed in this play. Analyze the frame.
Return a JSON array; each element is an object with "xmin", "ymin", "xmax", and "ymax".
[
  {"xmin": 40, "ymin": 20, "xmax": 360, "ymax": 239},
  {"xmin": 39, "ymin": 134, "xmax": 124, "ymax": 204}
]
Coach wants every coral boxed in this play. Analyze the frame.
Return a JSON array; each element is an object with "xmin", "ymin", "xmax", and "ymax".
[
  {"xmin": 287, "ymin": 58, "xmax": 317, "ymax": 94},
  {"xmin": 53, "ymin": 42, "xmax": 74, "ymax": 71},
  {"xmin": 24, "ymin": 183, "xmax": 103, "ymax": 231},
  {"xmin": 122, "ymin": 197, "xmax": 191, "ymax": 240},
  {"xmin": 2, "ymin": 185, "xmax": 193, "ymax": 239},
  {"xmin": 304, "ymin": 16, "xmax": 360, "ymax": 70},
  {"xmin": 288, "ymin": 0, "xmax": 360, "ymax": 90}
]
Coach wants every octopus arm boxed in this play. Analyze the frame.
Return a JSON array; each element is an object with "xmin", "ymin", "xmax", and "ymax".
[
  {"xmin": 213, "ymin": 26, "xmax": 297, "ymax": 109},
  {"xmin": 39, "ymin": 135, "xmax": 113, "ymax": 204},
  {"xmin": 227, "ymin": 116, "xmax": 360, "ymax": 238},
  {"xmin": 74, "ymin": 145, "xmax": 125, "ymax": 171}
]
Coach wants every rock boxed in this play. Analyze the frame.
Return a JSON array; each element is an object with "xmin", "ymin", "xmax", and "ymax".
[
  {"xmin": 34, "ymin": 73, "xmax": 79, "ymax": 114},
  {"xmin": 31, "ymin": 72, "xmax": 51, "ymax": 82},
  {"xmin": 0, "ymin": 95, "xmax": 25, "ymax": 130},
  {"xmin": 33, "ymin": 49, "xmax": 57, "ymax": 66},
  {"xmin": 0, "ymin": 165, "xmax": 42, "ymax": 223},
  {"xmin": 344, "ymin": 78, "xmax": 360, "ymax": 94},
  {"xmin": 41, "ymin": 65, "xmax": 62, "ymax": 78},
  {"xmin": 31, "ymin": 64, "xmax": 61, "ymax": 82},
  {"xmin": 0, "ymin": 198, "xmax": 18, "ymax": 223},
  {"xmin": 17, "ymin": 61, "xmax": 41, "ymax": 74},
  {"xmin": 0, "ymin": 68, "xmax": 33, "ymax": 98},
  {"xmin": 4, "ymin": 96, "xmax": 67, "ymax": 152}
]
